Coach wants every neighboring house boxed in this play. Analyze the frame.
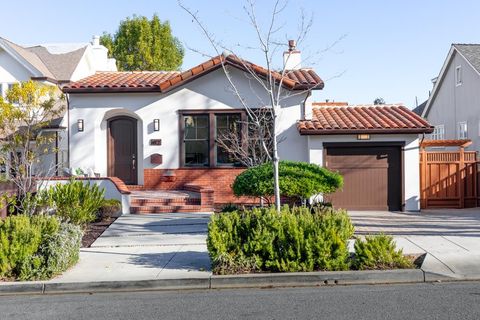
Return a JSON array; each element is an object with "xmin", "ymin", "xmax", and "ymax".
[
  {"xmin": 421, "ymin": 44, "xmax": 480, "ymax": 149},
  {"xmin": 0, "ymin": 35, "xmax": 116, "ymax": 175},
  {"xmin": 61, "ymin": 42, "xmax": 432, "ymax": 213}
]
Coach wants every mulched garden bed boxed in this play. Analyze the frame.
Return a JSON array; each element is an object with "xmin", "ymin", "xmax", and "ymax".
[{"xmin": 82, "ymin": 217, "xmax": 117, "ymax": 248}]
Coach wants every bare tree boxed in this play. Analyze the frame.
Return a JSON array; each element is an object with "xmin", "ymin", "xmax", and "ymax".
[
  {"xmin": 0, "ymin": 81, "xmax": 64, "ymax": 214},
  {"xmin": 179, "ymin": 0, "xmax": 339, "ymax": 211}
]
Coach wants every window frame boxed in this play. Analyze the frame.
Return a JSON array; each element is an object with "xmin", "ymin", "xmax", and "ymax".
[
  {"xmin": 430, "ymin": 124, "xmax": 445, "ymax": 140},
  {"xmin": 179, "ymin": 109, "xmax": 247, "ymax": 168},
  {"xmin": 457, "ymin": 121, "xmax": 468, "ymax": 139},
  {"xmin": 455, "ymin": 66, "xmax": 462, "ymax": 86}
]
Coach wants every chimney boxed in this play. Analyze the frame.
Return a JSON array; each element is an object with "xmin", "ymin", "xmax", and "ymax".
[
  {"xmin": 283, "ymin": 40, "xmax": 301, "ymax": 70},
  {"xmin": 92, "ymin": 35, "xmax": 101, "ymax": 47}
]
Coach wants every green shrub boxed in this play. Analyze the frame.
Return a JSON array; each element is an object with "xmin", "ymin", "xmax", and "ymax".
[
  {"xmin": 352, "ymin": 234, "xmax": 414, "ymax": 270},
  {"xmin": 39, "ymin": 179, "xmax": 105, "ymax": 226},
  {"xmin": 0, "ymin": 215, "xmax": 82, "ymax": 280},
  {"xmin": 220, "ymin": 203, "xmax": 240, "ymax": 213},
  {"xmin": 0, "ymin": 215, "xmax": 60, "ymax": 279},
  {"xmin": 98, "ymin": 199, "xmax": 122, "ymax": 220},
  {"xmin": 25, "ymin": 222, "xmax": 82, "ymax": 280},
  {"xmin": 207, "ymin": 206, "xmax": 354, "ymax": 274},
  {"xmin": 232, "ymin": 161, "xmax": 343, "ymax": 201}
]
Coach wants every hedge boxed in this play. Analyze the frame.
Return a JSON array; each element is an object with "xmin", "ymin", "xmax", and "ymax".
[
  {"xmin": 207, "ymin": 206, "xmax": 354, "ymax": 274},
  {"xmin": 0, "ymin": 215, "xmax": 82, "ymax": 280}
]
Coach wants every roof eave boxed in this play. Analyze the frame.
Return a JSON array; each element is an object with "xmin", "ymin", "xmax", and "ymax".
[
  {"xmin": 62, "ymin": 86, "xmax": 161, "ymax": 94},
  {"xmin": 298, "ymin": 127, "xmax": 434, "ymax": 135}
]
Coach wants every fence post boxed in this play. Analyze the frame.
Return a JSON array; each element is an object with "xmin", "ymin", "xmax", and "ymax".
[
  {"xmin": 420, "ymin": 147, "xmax": 427, "ymax": 209},
  {"xmin": 459, "ymin": 147, "xmax": 465, "ymax": 208}
]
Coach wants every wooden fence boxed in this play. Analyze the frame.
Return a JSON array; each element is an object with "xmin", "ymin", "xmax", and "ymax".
[{"xmin": 420, "ymin": 149, "xmax": 478, "ymax": 209}]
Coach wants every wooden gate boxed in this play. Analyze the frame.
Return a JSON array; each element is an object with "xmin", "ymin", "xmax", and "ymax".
[{"xmin": 420, "ymin": 140, "xmax": 479, "ymax": 209}]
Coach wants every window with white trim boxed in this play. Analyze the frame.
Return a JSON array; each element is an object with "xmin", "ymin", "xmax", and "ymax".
[
  {"xmin": 1, "ymin": 83, "xmax": 15, "ymax": 98},
  {"xmin": 430, "ymin": 124, "xmax": 445, "ymax": 140},
  {"xmin": 455, "ymin": 66, "xmax": 462, "ymax": 86},
  {"xmin": 457, "ymin": 121, "xmax": 468, "ymax": 139}
]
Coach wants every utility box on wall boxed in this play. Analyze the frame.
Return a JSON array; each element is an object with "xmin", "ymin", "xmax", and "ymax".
[{"xmin": 150, "ymin": 154, "xmax": 163, "ymax": 165}]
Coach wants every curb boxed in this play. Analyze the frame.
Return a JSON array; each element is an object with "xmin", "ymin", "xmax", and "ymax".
[
  {"xmin": 0, "ymin": 269, "xmax": 426, "ymax": 296},
  {"xmin": 210, "ymin": 269, "xmax": 424, "ymax": 289},
  {"xmin": 2, "ymin": 269, "xmax": 479, "ymax": 296}
]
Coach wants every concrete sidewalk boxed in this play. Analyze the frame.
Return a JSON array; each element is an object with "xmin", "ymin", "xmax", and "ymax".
[
  {"xmin": 55, "ymin": 213, "xmax": 213, "ymax": 283},
  {"xmin": 349, "ymin": 209, "xmax": 480, "ymax": 280}
]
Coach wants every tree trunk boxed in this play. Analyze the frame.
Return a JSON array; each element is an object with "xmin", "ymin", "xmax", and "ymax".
[{"xmin": 272, "ymin": 115, "xmax": 281, "ymax": 212}]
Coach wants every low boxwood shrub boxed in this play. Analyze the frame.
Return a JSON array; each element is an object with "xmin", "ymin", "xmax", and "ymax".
[
  {"xmin": 0, "ymin": 215, "xmax": 82, "ymax": 280},
  {"xmin": 98, "ymin": 199, "xmax": 122, "ymax": 220},
  {"xmin": 39, "ymin": 179, "xmax": 105, "ymax": 226},
  {"xmin": 207, "ymin": 206, "xmax": 354, "ymax": 274},
  {"xmin": 232, "ymin": 161, "xmax": 343, "ymax": 202},
  {"xmin": 352, "ymin": 234, "xmax": 414, "ymax": 270}
]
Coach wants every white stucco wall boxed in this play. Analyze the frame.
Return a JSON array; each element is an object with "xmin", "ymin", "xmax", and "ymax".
[
  {"xmin": 307, "ymin": 134, "xmax": 421, "ymax": 212},
  {"xmin": 68, "ymin": 67, "xmax": 309, "ymax": 183},
  {"xmin": 0, "ymin": 48, "xmax": 34, "ymax": 85}
]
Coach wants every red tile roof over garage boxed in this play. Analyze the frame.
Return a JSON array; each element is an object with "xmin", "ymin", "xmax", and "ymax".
[
  {"xmin": 298, "ymin": 104, "xmax": 434, "ymax": 135},
  {"xmin": 62, "ymin": 54, "xmax": 324, "ymax": 93}
]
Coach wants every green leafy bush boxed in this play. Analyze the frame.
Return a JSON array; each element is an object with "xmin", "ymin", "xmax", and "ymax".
[
  {"xmin": 98, "ymin": 199, "xmax": 122, "ymax": 220},
  {"xmin": 207, "ymin": 206, "xmax": 354, "ymax": 274},
  {"xmin": 220, "ymin": 203, "xmax": 240, "ymax": 213},
  {"xmin": 232, "ymin": 161, "xmax": 343, "ymax": 201},
  {"xmin": 39, "ymin": 179, "xmax": 105, "ymax": 226},
  {"xmin": 352, "ymin": 234, "xmax": 414, "ymax": 270},
  {"xmin": 27, "ymin": 222, "xmax": 82, "ymax": 280},
  {"xmin": 0, "ymin": 215, "xmax": 81, "ymax": 280}
]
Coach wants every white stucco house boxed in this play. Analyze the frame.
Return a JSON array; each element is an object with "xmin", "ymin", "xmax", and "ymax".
[
  {"xmin": 60, "ymin": 42, "xmax": 433, "ymax": 213},
  {"xmin": 420, "ymin": 44, "xmax": 480, "ymax": 150},
  {"xmin": 0, "ymin": 35, "xmax": 116, "ymax": 176}
]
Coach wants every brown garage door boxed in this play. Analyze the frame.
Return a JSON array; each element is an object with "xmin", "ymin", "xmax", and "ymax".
[{"xmin": 325, "ymin": 146, "xmax": 402, "ymax": 211}]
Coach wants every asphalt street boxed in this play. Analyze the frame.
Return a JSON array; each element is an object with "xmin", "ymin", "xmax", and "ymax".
[{"xmin": 1, "ymin": 282, "xmax": 480, "ymax": 320}]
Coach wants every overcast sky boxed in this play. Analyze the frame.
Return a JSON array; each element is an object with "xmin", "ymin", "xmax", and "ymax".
[{"xmin": 1, "ymin": 0, "xmax": 479, "ymax": 108}]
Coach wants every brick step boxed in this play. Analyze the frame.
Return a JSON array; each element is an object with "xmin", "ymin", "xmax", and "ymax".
[
  {"xmin": 130, "ymin": 205, "xmax": 212, "ymax": 214},
  {"xmin": 127, "ymin": 185, "xmax": 145, "ymax": 191},
  {"xmin": 131, "ymin": 198, "xmax": 201, "ymax": 206}
]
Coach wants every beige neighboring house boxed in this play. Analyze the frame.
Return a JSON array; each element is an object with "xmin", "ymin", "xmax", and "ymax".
[
  {"xmin": 0, "ymin": 35, "xmax": 116, "ymax": 176},
  {"xmin": 421, "ymin": 44, "xmax": 480, "ymax": 150}
]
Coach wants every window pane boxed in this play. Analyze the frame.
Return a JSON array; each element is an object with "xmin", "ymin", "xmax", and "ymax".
[
  {"xmin": 185, "ymin": 127, "xmax": 196, "ymax": 139},
  {"xmin": 196, "ymin": 115, "xmax": 209, "ymax": 128},
  {"xmin": 183, "ymin": 114, "xmax": 209, "ymax": 166},
  {"xmin": 185, "ymin": 141, "xmax": 209, "ymax": 166},
  {"xmin": 196, "ymin": 127, "xmax": 209, "ymax": 140},
  {"xmin": 216, "ymin": 113, "xmax": 241, "ymax": 164}
]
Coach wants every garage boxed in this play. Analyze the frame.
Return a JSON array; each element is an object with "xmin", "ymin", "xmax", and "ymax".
[
  {"xmin": 298, "ymin": 104, "xmax": 434, "ymax": 211},
  {"xmin": 324, "ymin": 144, "xmax": 402, "ymax": 211}
]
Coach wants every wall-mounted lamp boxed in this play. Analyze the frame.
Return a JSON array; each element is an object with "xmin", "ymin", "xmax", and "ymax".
[
  {"xmin": 357, "ymin": 134, "xmax": 370, "ymax": 140},
  {"xmin": 153, "ymin": 119, "xmax": 160, "ymax": 132},
  {"xmin": 77, "ymin": 119, "xmax": 84, "ymax": 132}
]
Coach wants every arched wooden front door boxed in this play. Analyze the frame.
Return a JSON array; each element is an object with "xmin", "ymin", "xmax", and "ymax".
[{"xmin": 107, "ymin": 116, "xmax": 138, "ymax": 185}]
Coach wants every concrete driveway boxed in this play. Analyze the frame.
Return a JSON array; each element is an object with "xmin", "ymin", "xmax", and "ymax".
[
  {"xmin": 349, "ymin": 209, "xmax": 480, "ymax": 280},
  {"xmin": 56, "ymin": 213, "xmax": 212, "ymax": 283}
]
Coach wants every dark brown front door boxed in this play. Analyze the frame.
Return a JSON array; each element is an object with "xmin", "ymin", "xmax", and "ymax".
[
  {"xmin": 108, "ymin": 116, "xmax": 137, "ymax": 185},
  {"xmin": 325, "ymin": 146, "xmax": 402, "ymax": 211}
]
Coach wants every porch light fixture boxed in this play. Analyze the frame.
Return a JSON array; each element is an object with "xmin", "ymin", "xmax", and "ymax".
[
  {"xmin": 153, "ymin": 119, "xmax": 160, "ymax": 131},
  {"xmin": 77, "ymin": 119, "xmax": 84, "ymax": 132},
  {"xmin": 357, "ymin": 134, "xmax": 370, "ymax": 140}
]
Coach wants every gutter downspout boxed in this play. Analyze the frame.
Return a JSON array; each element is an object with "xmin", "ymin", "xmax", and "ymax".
[
  {"xmin": 65, "ymin": 93, "xmax": 71, "ymax": 171},
  {"xmin": 301, "ymin": 91, "xmax": 311, "ymax": 120}
]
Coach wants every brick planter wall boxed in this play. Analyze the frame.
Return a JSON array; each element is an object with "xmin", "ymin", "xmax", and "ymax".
[{"xmin": 144, "ymin": 168, "xmax": 257, "ymax": 205}]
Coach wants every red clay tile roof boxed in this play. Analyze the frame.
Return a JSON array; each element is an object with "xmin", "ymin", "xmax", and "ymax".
[
  {"xmin": 298, "ymin": 104, "xmax": 434, "ymax": 135},
  {"xmin": 62, "ymin": 54, "xmax": 324, "ymax": 93}
]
